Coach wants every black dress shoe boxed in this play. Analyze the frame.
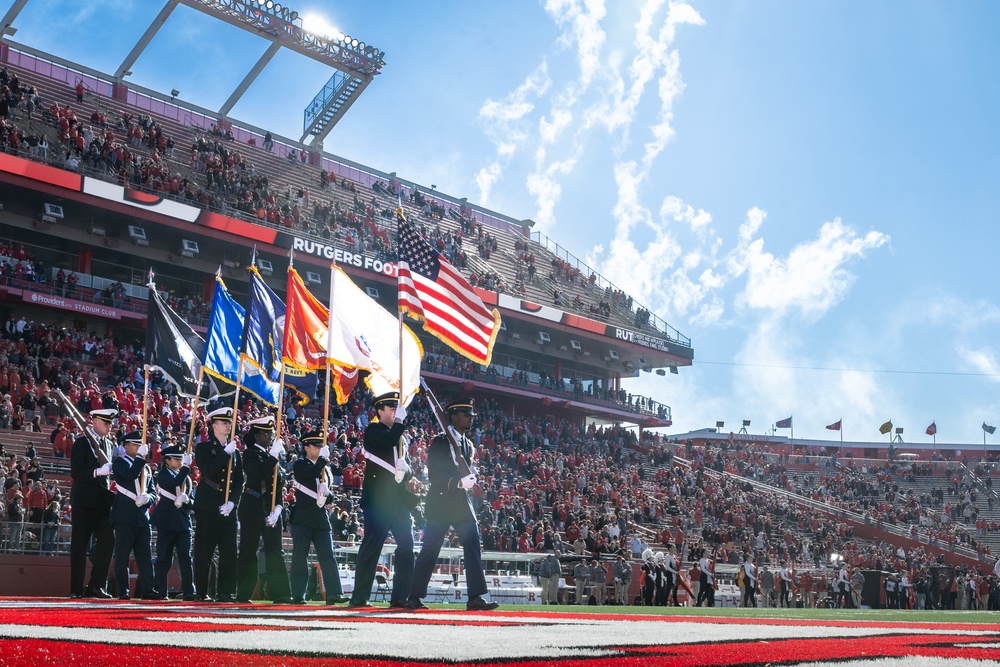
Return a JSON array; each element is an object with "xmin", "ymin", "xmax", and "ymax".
[
  {"xmin": 235, "ymin": 598, "xmax": 253, "ymax": 604},
  {"xmin": 388, "ymin": 600, "xmax": 409, "ymax": 609},
  {"xmin": 406, "ymin": 598, "xmax": 429, "ymax": 610},
  {"xmin": 142, "ymin": 594, "xmax": 165, "ymax": 601},
  {"xmin": 347, "ymin": 600, "xmax": 373, "ymax": 608},
  {"xmin": 84, "ymin": 587, "xmax": 112, "ymax": 599},
  {"xmin": 466, "ymin": 596, "xmax": 499, "ymax": 611},
  {"xmin": 326, "ymin": 595, "xmax": 350, "ymax": 605},
  {"xmin": 117, "ymin": 595, "xmax": 131, "ymax": 601},
  {"xmin": 70, "ymin": 593, "xmax": 83, "ymax": 600},
  {"xmin": 197, "ymin": 595, "xmax": 214, "ymax": 603},
  {"xmin": 182, "ymin": 595, "xmax": 199, "ymax": 602},
  {"xmin": 289, "ymin": 599, "xmax": 308, "ymax": 605},
  {"xmin": 272, "ymin": 597, "xmax": 294, "ymax": 605},
  {"xmin": 217, "ymin": 594, "xmax": 237, "ymax": 603}
]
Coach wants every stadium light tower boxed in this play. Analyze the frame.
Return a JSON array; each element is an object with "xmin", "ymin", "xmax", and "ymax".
[{"xmin": 111, "ymin": 0, "xmax": 385, "ymax": 146}]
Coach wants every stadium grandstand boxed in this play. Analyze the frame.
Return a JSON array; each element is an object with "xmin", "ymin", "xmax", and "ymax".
[{"xmin": 0, "ymin": 0, "xmax": 996, "ymax": 616}]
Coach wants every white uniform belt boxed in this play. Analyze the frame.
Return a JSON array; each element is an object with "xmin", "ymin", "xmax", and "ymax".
[
  {"xmin": 157, "ymin": 486, "xmax": 176, "ymax": 501},
  {"xmin": 362, "ymin": 449, "xmax": 397, "ymax": 475},
  {"xmin": 293, "ymin": 481, "xmax": 318, "ymax": 500},
  {"xmin": 116, "ymin": 485, "xmax": 138, "ymax": 500}
]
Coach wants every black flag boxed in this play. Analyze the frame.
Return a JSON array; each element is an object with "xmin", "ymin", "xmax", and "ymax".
[{"xmin": 145, "ymin": 288, "xmax": 218, "ymax": 399}]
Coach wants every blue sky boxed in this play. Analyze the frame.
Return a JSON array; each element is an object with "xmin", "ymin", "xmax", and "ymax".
[{"xmin": 6, "ymin": 0, "xmax": 1000, "ymax": 446}]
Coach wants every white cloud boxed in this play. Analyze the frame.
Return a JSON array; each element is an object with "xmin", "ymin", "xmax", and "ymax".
[
  {"xmin": 731, "ymin": 217, "xmax": 889, "ymax": 318},
  {"xmin": 958, "ymin": 347, "xmax": 1000, "ymax": 382},
  {"xmin": 544, "ymin": 0, "xmax": 608, "ymax": 89}
]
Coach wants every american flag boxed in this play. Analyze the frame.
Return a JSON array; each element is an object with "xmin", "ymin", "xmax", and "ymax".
[{"xmin": 397, "ymin": 219, "xmax": 501, "ymax": 365}]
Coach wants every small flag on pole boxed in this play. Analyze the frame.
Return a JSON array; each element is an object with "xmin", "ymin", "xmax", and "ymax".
[
  {"xmin": 775, "ymin": 417, "xmax": 792, "ymax": 429},
  {"xmin": 983, "ymin": 422, "xmax": 996, "ymax": 435},
  {"xmin": 879, "ymin": 420, "xmax": 893, "ymax": 435},
  {"xmin": 926, "ymin": 422, "xmax": 937, "ymax": 436},
  {"xmin": 826, "ymin": 420, "xmax": 842, "ymax": 431}
]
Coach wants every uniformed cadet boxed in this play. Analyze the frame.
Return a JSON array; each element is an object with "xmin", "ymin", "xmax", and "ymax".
[
  {"xmin": 111, "ymin": 429, "xmax": 158, "ymax": 599},
  {"xmin": 349, "ymin": 391, "xmax": 415, "ymax": 608},
  {"xmin": 741, "ymin": 555, "xmax": 758, "ymax": 608},
  {"xmin": 193, "ymin": 406, "xmax": 244, "ymax": 602},
  {"xmin": 69, "ymin": 404, "xmax": 118, "ymax": 599},
  {"xmin": 236, "ymin": 415, "xmax": 292, "ymax": 603},
  {"xmin": 151, "ymin": 442, "xmax": 196, "ymax": 601},
  {"xmin": 664, "ymin": 543, "xmax": 681, "ymax": 606},
  {"xmin": 407, "ymin": 398, "xmax": 498, "ymax": 611},
  {"xmin": 289, "ymin": 429, "xmax": 349, "ymax": 605}
]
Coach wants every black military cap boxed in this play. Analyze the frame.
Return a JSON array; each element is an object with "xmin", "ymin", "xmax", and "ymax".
[
  {"xmin": 446, "ymin": 398, "xmax": 476, "ymax": 416},
  {"xmin": 372, "ymin": 391, "xmax": 400, "ymax": 409},
  {"xmin": 123, "ymin": 430, "xmax": 144, "ymax": 445},
  {"xmin": 300, "ymin": 429, "xmax": 326, "ymax": 448},
  {"xmin": 162, "ymin": 444, "xmax": 186, "ymax": 458}
]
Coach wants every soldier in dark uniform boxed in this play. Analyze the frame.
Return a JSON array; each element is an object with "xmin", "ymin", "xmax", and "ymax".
[
  {"xmin": 407, "ymin": 398, "xmax": 498, "ymax": 611},
  {"xmin": 111, "ymin": 429, "xmax": 158, "ymax": 599},
  {"xmin": 69, "ymin": 406, "xmax": 118, "ymax": 599},
  {"xmin": 289, "ymin": 429, "xmax": 349, "ymax": 605},
  {"xmin": 236, "ymin": 415, "xmax": 292, "ymax": 603},
  {"xmin": 151, "ymin": 442, "xmax": 196, "ymax": 601},
  {"xmin": 349, "ymin": 391, "xmax": 414, "ymax": 608},
  {"xmin": 193, "ymin": 406, "xmax": 244, "ymax": 602}
]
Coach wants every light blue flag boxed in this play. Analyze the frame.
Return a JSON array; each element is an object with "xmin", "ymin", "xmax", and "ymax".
[
  {"xmin": 203, "ymin": 276, "xmax": 282, "ymax": 406},
  {"xmin": 242, "ymin": 267, "xmax": 317, "ymax": 405}
]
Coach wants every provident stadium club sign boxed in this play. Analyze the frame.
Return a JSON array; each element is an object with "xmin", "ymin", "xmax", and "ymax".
[{"xmin": 22, "ymin": 291, "xmax": 128, "ymax": 320}]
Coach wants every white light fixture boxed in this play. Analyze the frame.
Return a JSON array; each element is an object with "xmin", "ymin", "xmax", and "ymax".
[
  {"xmin": 305, "ymin": 271, "xmax": 322, "ymax": 286},
  {"xmin": 128, "ymin": 225, "xmax": 149, "ymax": 247},
  {"xmin": 257, "ymin": 259, "xmax": 274, "ymax": 277},
  {"xmin": 179, "ymin": 239, "xmax": 199, "ymax": 258}
]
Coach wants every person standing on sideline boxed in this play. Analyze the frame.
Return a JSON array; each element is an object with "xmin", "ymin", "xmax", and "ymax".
[
  {"xmin": 110, "ymin": 430, "xmax": 158, "ymax": 599},
  {"xmin": 288, "ymin": 429, "xmax": 349, "ymax": 605},
  {"xmin": 540, "ymin": 551, "xmax": 562, "ymax": 605},
  {"xmin": 697, "ymin": 548, "xmax": 715, "ymax": 607},
  {"xmin": 236, "ymin": 415, "xmax": 291, "ymax": 604},
  {"xmin": 742, "ymin": 556, "xmax": 758, "ymax": 608},
  {"xmin": 151, "ymin": 442, "xmax": 196, "ymax": 600},
  {"xmin": 68, "ymin": 404, "xmax": 118, "ymax": 599},
  {"xmin": 664, "ymin": 544, "xmax": 681, "ymax": 606},
  {"xmin": 613, "ymin": 554, "xmax": 631, "ymax": 605},
  {"xmin": 193, "ymin": 407, "xmax": 244, "ymax": 602},
  {"xmin": 349, "ymin": 392, "xmax": 415, "ymax": 608},
  {"xmin": 407, "ymin": 398, "xmax": 498, "ymax": 611}
]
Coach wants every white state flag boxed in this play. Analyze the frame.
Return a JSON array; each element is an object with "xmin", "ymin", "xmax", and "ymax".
[{"xmin": 326, "ymin": 266, "xmax": 422, "ymax": 406}]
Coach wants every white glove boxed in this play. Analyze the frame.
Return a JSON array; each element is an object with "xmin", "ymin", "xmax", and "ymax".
[
  {"xmin": 182, "ymin": 453, "xmax": 193, "ymax": 467},
  {"xmin": 94, "ymin": 462, "xmax": 112, "ymax": 477},
  {"xmin": 219, "ymin": 501, "xmax": 235, "ymax": 516},
  {"xmin": 318, "ymin": 445, "xmax": 330, "ymax": 460},
  {"xmin": 269, "ymin": 438, "xmax": 284, "ymax": 459},
  {"xmin": 316, "ymin": 482, "xmax": 329, "ymax": 507},
  {"xmin": 137, "ymin": 443, "xmax": 149, "ymax": 457},
  {"xmin": 394, "ymin": 459, "xmax": 410, "ymax": 483},
  {"xmin": 458, "ymin": 474, "xmax": 476, "ymax": 490},
  {"xmin": 135, "ymin": 493, "xmax": 150, "ymax": 507},
  {"xmin": 265, "ymin": 507, "xmax": 282, "ymax": 527},
  {"xmin": 223, "ymin": 441, "xmax": 237, "ymax": 455},
  {"xmin": 394, "ymin": 404, "xmax": 407, "ymax": 422},
  {"xmin": 174, "ymin": 492, "xmax": 189, "ymax": 508}
]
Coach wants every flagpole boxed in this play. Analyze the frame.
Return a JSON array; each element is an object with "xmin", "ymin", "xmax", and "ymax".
[
  {"xmin": 324, "ymin": 261, "xmax": 337, "ymax": 451},
  {"xmin": 223, "ymin": 367, "xmax": 244, "ymax": 506},
  {"xmin": 270, "ymin": 362, "xmax": 287, "ymax": 514},
  {"xmin": 141, "ymin": 365, "xmax": 150, "ymax": 444},
  {"xmin": 396, "ymin": 209, "xmax": 406, "ymax": 463},
  {"xmin": 183, "ymin": 367, "xmax": 205, "ymax": 455}
]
